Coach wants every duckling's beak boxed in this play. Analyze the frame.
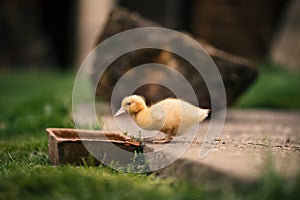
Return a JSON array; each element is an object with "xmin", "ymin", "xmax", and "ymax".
[{"xmin": 114, "ymin": 108, "xmax": 127, "ymax": 117}]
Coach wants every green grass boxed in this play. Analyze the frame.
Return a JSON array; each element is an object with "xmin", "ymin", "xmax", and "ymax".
[
  {"xmin": 235, "ymin": 62, "xmax": 300, "ymax": 109},
  {"xmin": 0, "ymin": 71, "xmax": 74, "ymax": 141},
  {"xmin": 0, "ymin": 70, "xmax": 300, "ymax": 200}
]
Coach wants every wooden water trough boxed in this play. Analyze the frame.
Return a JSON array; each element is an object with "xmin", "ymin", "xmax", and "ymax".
[{"xmin": 46, "ymin": 128, "xmax": 142, "ymax": 166}]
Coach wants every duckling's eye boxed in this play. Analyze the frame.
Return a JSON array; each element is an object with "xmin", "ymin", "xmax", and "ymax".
[{"xmin": 126, "ymin": 102, "xmax": 131, "ymax": 106}]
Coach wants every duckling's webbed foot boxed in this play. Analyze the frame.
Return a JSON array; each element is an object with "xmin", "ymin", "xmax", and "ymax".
[
  {"xmin": 152, "ymin": 130, "xmax": 173, "ymax": 144},
  {"xmin": 152, "ymin": 137, "xmax": 171, "ymax": 144}
]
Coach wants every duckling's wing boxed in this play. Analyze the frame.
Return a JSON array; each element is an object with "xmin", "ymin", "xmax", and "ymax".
[{"xmin": 150, "ymin": 104, "xmax": 165, "ymax": 121}]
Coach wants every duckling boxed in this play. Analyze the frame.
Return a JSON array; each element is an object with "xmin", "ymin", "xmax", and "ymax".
[{"xmin": 115, "ymin": 95, "xmax": 209, "ymax": 143}]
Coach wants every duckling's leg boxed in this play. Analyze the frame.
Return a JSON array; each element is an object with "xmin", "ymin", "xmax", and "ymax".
[{"xmin": 153, "ymin": 129, "xmax": 173, "ymax": 144}]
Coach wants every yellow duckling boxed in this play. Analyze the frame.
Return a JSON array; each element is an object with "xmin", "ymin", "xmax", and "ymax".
[{"xmin": 115, "ymin": 95, "xmax": 209, "ymax": 143}]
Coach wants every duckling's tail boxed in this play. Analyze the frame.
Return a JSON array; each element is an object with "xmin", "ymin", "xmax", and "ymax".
[{"xmin": 198, "ymin": 108, "xmax": 210, "ymax": 122}]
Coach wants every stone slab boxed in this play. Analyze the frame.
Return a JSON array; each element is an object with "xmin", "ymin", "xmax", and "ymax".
[{"xmin": 102, "ymin": 109, "xmax": 300, "ymax": 184}]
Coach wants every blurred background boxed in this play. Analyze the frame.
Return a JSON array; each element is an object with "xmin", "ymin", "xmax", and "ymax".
[
  {"xmin": 0, "ymin": 0, "xmax": 299, "ymax": 71},
  {"xmin": 0, "ymin": 0, "xmax": 299, "ymax": 109}
]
